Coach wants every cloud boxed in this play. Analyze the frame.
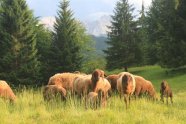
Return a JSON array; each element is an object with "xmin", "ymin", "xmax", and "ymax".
[
  {"xmin": 101, "ymin": 0, "xmax": 117, "ymax": 6},
  {"xmin": 99, "ymin": 0, "xmax": 152, "ymax": 7},
  {"xmin": 39, "ymin": 16, "xmax": 56, "ymax": 30}
]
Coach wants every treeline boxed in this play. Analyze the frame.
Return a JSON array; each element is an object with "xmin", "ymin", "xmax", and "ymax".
[
  {"xmin": 0, "ymin": 0, "xmax": 186, "ymax": 87},
  {"xmin": 0, "ymin": 0, "xmax": 104, "ymax": 86},
  {"xmin": 105, "ymin": 0, "xmax": 186, "ymax": 71}
]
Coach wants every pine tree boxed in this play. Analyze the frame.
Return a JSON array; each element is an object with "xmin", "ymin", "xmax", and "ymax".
[
  {"xmin": 146, "ymin": 0, "xmax": 186, "ymax": 68},
  {"xmin": 175, "ymin": 0, "xmax": 186, "ymax": 67},
  {"xmin": 51, "ymin": 0, "xmax": 82, "ymax": 74},
  {"xmin": 137, "ymin": 0, "xmax": 148, "ymax": 65},
  {"xmin": 145, "ymin": 0, "xmax": 162, "ymax": 65},
  {"xmin": 177, "ymin": 0, "xmax": 186, "ymax": 42},
  {"xmin": 0, "ymin": 0, "xmax": 40, "ymax": 86},
  {"xmin": 35, "ymin": 24, "xmax": 52, "ymax": 84},
  {"xmin": 104, "ymin": 0, "xmax": 139, "ymax": 71}
]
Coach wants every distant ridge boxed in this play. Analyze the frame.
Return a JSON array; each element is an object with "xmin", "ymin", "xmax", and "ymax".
[{"xmin": 39, "ymin": 15, "xmax": 111, "ymax": 36}]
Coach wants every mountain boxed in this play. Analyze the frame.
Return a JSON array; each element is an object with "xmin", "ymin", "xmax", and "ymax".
[
  {"xmin": 38, "ymin": 16, "xmax": 110, "ymax": 55},
  {"xmin": 39, "ymin": 15, "xmax": 111, "ymax": 37},
  {"xmin": 84, "ymin": 15, "xmax": 111, "ymax": 36}
]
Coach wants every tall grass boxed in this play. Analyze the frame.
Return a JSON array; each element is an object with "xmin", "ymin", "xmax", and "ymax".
[{"xmin": 0, "ymin": 66, "xmax": 186, "ymax": 124}]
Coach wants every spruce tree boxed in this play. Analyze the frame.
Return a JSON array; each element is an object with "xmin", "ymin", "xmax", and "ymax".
[
  {"xmin": 145, "ymin": 0, "xmax": 162, "ymax": 65},
  {"xmin": 137, "ymin": 0, "xmax": 148, "ymax": 65},
  {"xmin": 147, "ymin": 0, "xmax": 186, "ymax": 68},
  {"xmin": 51, "ymin": 0, "xmax": 82, "ymax": 74},
  {"xmin": 0, "ymin": 0, "xmax": 40, "ymax": 86},
  {"xmin": 177, "ymin": 0, "xmax": 186, "ymax": 42},
  {"xmin": 35, "ymin": 24, "xmax": 52, "ymax": 84},
  {"xmin": 104, "ymin": 0, "xmax": 139, "ymax": 71}
]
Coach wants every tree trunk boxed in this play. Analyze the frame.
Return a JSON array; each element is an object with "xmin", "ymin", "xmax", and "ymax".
[{"xmin": 124, "ymin": 66, "xmax": 128, "ymax": 72}]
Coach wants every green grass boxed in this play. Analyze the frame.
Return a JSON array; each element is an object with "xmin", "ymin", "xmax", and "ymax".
[{"xmin": 0, "ymin": 65, "xmax": 186, "ymax": 124}]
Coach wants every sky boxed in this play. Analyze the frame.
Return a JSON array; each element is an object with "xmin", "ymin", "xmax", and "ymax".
[{"xmin": 26, "ymin": 0, "xmax": 152, "ymax": 21}]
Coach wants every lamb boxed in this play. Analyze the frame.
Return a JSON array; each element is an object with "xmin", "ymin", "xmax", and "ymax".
[
  {"xmin": 86, "ymin": 92, "xmax": 99, "ymax": 109},
  {"xmin": 160, "ymin": 80, "xmax": 173, "ymax": 105},
  {"xmin": 43, "ymin": 85, "xmax": 66, "ymax": 101}
]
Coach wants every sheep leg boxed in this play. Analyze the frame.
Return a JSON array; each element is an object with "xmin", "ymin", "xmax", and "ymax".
[
  {"xmin": 119, "ymin": 93, "xmax": 122, "ymax": 100},
  {"xmin": 160, "ymin": 94, "xmax": 164, "ymax": 103},
  {"xmin": 124, "ymin": 94, "xmax": 128, "ymax": 109},
  {"xmin": 102, "ymin": 92, "xmax": 108, "ymax": 107},
  {"xmin": 166, "ymin": 96, "xmax": 168, "ymax": 106},
  {"xmin": 170, "ymin": 96, "xmax": 173, "ymax": 104},
  {"xmin": 129, "ymin": 95, "xmax": 131, "ymax": 106}
]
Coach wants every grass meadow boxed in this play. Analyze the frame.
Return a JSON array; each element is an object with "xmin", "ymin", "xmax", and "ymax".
[{"xmin": 0, "ymin": 66, "xmax": 186, "ymax": 124}]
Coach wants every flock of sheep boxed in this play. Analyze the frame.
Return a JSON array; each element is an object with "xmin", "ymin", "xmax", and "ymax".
[{"xmin": 0, "ymin": 69, "xmax": 173, "ymax": 109}]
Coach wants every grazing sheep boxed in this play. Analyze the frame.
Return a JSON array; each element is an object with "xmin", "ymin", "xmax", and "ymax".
[
  {"xmin": 0, "ymin": 80, "xmax": 16, "ymax": 103},
  {"xmin": 106, "ymin": 74, "xmax": 119, "ymax": 92},
  {"xmin": 43, "ymin": 85, "xmax": 66, "ymax": 101},
  {"xmin": 117, "ymin": 72, "xmax": 136, "ymax": 109},
  {"xmin": 73, "ymin": 75, "xmax": 92, "ymax": 97},
  {"xmin": 146, "ymin": 81, "xmax": 157, "ymax": 100},
  {"xmin": 91, "ymin": 69, "xmax": 111, "ymax": 107},
  {"xmin": 134, "ymin": 75, "xmax": 157, "ymax": 100},
  {"xmin": 48, "ymin": 73, "xmax": 81, "ymax": 94},
  {"xmin": 160, "ymin": 80, "xmax": 173, "ymax": 105}
]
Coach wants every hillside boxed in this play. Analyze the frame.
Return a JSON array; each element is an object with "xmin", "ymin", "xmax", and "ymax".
[{"xmin": 91, "ymin": 35, "xmax": 108, "ymax": 56}]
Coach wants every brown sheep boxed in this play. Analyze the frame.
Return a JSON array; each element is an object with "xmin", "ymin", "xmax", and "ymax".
[
  {"xmin": 134, "ymin": 75, "xmax": 157, "ymax": 100},
  {"xmin": 117, "ymin": 72, "xmax": 136, "ymax": 109},
  {"xmin": 146, "ymin": 80, "xmax": 157, "ymax": 100},
  {"xmin": 160, "ymin": 80, "xmax": 173, "ymax": 105},
  {"xmin": 48, "ymin": 73, "xmax": 81, "ymax": 94},
  {"xmin": 91, "ymin": 69, "xmax": 106, "ymax": 84},
  {"xmin": 0, "ymin": 80, "xmax": 16, "ymax": 103},
  {"xmin": 43, "ymin": 85, "xmax": 67, "ymax": 101},
  {"xmin": 106, "ymin": 74, "xmax": 119, "ymax": 92},
  {"xmin": 93, "ymin": 78, "xmax": 111, "ymax": 107},
  {"xmin": 86, "ymin": 92, "xmax": 99, "ymax": 109},
  {"xmin": 73, "ymin": 75, "xmax": 92, "ymax": 97},
  {"xmin": 91, "ymin": 69, "xmax": 111, "ymax": 107}
]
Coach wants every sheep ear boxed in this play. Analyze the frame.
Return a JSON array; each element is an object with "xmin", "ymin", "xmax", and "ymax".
[
  {"xmin": 91, "ymin": 73, "xmax": 95, "ymax": 81},
  {"xmin": 165, "ymin": 82, "xmax": 168, "ymax": 87},
  {"xmin": 91, "ymin": 72, "xmax": 97, "ymax": 82},
  {"xmin": 104, "ymin": 74, "xmax": 107, "ymax": 77},
  {"xmin": 161, "ymin": 81, "xmax": 164, "ymax": 87}
]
